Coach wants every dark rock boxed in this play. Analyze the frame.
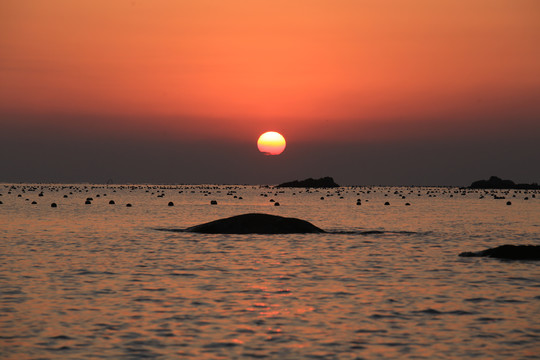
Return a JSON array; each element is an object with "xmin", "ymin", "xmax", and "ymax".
[
  {"xmin": 277, "ymin": 176, "xmax": 340, "ymax": 188},
  {"xmin": 186, "ymin": 213, "xmax": 325, "ymax": 234},
  {"xmin": 274, "ymin": 202, "xmax": 280, "ymax": 206},
  {"xmin": 506, "ymin": 201, "xmax": 512, "ymax": 205},
  {"xmin": 85, "ymin": 200, "xmax": 91, "ymax": 205},
  {"xmin": 459, "ymin": 245, "xmax": 540, "ymax": 260},
  {"xmin": 126, "ymin": 203, "xmax": 132, "ymax": 207},
  {"xmin": 109, "ymin": 200, "xmax": 115, "ymax": 204},
  {"xmin": 168, "ymin": 201, "xmax": 174, "ymax": 206},
  {"xmin": 469, "ymin": 176, "xmax": 540, "ymax": 190},
  {"xmin": 210, "ymin": 200, "xmax": 218, "ymax": 205},
  {"xmin": 51, "ymin": 203, "xmax": 57, "ymax": 208},
  {"xmin": 384, "ymin": 202, "xmax": 390, "ymax": 205}
]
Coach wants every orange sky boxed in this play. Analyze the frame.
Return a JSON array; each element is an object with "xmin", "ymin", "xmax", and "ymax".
[{"xmin": 1, "ymin": 0, "xmax": 540, "ymax": 144}]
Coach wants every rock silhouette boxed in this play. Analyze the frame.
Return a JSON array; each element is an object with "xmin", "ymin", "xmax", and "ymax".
[
  {"xmin": 469, "ymin": 176, "xmax": 540, "ymax": 190},
  {"xmin": 186, "ymin": 213, "xmax": 325, "ymax": 234},
  {"xmin": 277, "ymin": 176, "xmax": 340, "ymax": 188},
  {"xmin": 459, "ymin": 245, "xmax": 540, "ymax": 260}
]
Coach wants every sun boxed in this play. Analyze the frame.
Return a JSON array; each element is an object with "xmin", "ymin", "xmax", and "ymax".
[{"xmin": 257, "ymin": 131, "xmax": 286, "ymax": 155}]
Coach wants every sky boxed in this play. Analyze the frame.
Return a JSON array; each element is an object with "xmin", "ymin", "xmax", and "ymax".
[{"xmin": 1, "ymin": 0, "xmax": 539, "ymax": 185}]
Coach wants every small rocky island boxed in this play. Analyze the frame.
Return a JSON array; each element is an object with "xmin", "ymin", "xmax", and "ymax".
[
  {"xmin": 469, "ymin": 176, "xmax": 540, "ymax": 190},
  {"xmin": 186, "ymin": 213, "xmax": 325, "ymax": 234},
  {"xmin": 277, "ymin": 176, "xmax": 340, "ymax": 188}
]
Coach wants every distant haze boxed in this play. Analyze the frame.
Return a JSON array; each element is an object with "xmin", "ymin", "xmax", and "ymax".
[{"xmin": 1, "ymin": 1, "xmax": 539, "ymax": 185}]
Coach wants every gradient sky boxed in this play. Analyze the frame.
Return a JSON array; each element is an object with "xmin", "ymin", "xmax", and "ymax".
[{"xmin": 1, "ymin": 0, "xmax": 539, "ymax": 185}]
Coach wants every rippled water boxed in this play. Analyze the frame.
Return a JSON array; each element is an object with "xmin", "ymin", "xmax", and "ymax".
[{"xmin": 1, "ymin": 184, "xmax": 539, "ymax": 359}]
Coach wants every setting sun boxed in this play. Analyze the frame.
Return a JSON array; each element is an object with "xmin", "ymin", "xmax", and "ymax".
[{"xmin": 257, "ymin": 131, "xmax": 286, "ymax": 156}]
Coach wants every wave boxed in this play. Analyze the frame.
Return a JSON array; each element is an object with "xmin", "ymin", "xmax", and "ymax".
[{"xmin": 154, "ymin": 228, "xmax": 428, "ymax": 236}]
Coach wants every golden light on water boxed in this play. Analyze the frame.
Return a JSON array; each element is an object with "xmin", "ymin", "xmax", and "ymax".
[{"xmin": 257, "ymin": 131, "xmax": 286, "ymax": 155}]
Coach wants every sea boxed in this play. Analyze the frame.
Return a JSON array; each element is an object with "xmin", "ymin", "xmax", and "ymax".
[{"xmin": 1, "ymin": 184, "xmax": 539, "ymax": 359}]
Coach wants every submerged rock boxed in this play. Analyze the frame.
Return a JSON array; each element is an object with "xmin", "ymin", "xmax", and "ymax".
[
  {"xmin": 186, "ymin": 213, "xmax": 325, "ymax": 234},
  {"xmin": 459, "ymin": 245, "xmax": 540, "ymax": 260}
]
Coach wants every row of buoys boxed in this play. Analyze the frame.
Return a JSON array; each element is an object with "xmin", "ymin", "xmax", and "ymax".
[
  {"xmin": 380, "ymin": 201, "xmax": 411, "ymax": 206},
  {"xmin": 48, "ymin": 202, "xmax": 132, "ymax": 207}
]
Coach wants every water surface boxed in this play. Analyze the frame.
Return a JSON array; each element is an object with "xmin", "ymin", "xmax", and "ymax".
[{"xmin": 1, "ymin": 184, "xmax": 539, "ymax": 359}]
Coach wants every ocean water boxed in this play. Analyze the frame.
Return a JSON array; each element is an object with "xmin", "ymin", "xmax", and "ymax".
[{"xmin": 1, "ymin": 184, "xmax": 539, "ymax": 359}]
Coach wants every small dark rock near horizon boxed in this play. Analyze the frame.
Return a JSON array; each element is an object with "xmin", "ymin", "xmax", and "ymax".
[
  {"xmin": 186, "ymin": 213, "xmax": 325, "ymax": 234},
  {"xmin": 277, "ymin": 176, "xmax": 340, "ymax": 188},
  {"xmin": 459, "ymin": 245, "xmax": 540, "ymax": 260},
  {"xmin": 469, "ymin": 176, "xmax": 540, "ymax": 190}
]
